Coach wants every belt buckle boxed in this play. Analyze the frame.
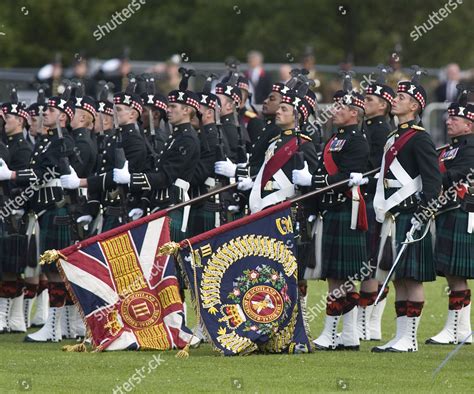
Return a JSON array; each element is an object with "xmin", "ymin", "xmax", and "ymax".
[
  {"xmin": 383, "ymin": 178, "xmax": 389, "ymax": 189},
  {"xmin": 264, "ymin": 181, "xmax": 273, "ymax": 191}
]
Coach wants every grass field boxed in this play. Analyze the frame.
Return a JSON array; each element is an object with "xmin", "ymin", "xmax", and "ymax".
[{"xmin": 0, "ymin": 280, "xmax": 472, "ymax": 393}]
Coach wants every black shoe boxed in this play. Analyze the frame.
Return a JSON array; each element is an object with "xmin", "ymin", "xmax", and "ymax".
[
  {"xmin": 336, "ymin": 344, "xmax": 360, "ymax": 351},
  {"xmin": 371, "ymin": 346, "xmax": 389, "ymax": 353}
]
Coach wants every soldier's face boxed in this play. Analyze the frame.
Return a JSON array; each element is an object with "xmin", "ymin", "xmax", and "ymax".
[
  {"xmin": 4, "ymin": 114, "xmax": 23, "ymax": 134},
  {"xmin": 115, "ymin": 104, "xmax": 136, "ymax": 125},
  {"xmin": 391, "ymin": 93, "xmax": 418, "ymax": 117},
  {"xmin": 262, "ymin": 92, "xmax": 282, "ymax": 116},
  {"xmin": 29, "ymin": 116, "xmax": 39, "ymax": 135},
  {"xmin": 43, "ymin": 107, "xmax": 61, "ymax": 127},
  {"xmin": 446, "ymin": 116, "xmax": 473, "ymax": 137},
  {"xmin": 275, "ymin": 103, "xmax": 294, "ymax": 128},
  {"xmin": 167, "ymin": 103, "xmax": 187, "ymax": 125},
  {"xmin": 364, "ymin": 95, "xmax": 387, "ymax": 118}
]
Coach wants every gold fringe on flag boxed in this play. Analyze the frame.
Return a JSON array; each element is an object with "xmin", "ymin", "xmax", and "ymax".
[
  {"xmin": 39, "ymin": 249, "xmax": 67, "ymax": 265},
  {"xmin": 157, "ymin": 242, "xmax": 181, "ymax": 256}
]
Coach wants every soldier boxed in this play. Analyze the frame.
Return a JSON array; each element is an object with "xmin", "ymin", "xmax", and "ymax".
[
  {"xmin": 0, "ymin": 92, "xmax": 32, "ymax": 333},
  {"xmin": 426, "ymin": 89, "xmax": 474, "ymax": 345},
  {"xmin": 363, "ymin": 68, "xmax": 442, "ymax": 353},
  {"xmin": 235, "ymin": 75, "xmax": 264, "ymax": 145},
  {"xmin": 248, "ymin": 82, "xmax": 285, "ymax": 176},
  {"xmin": 61, "ymin": 76, "xmax": 148, "ymax": 230},
  {"xmin": 25, "ymin": 89, "xmax": 50, "ymax": 328},
  {"xmin": 113, "ymin": 68, "xmax": 200, "ymax": 241},
  {"xmin": 293, "ymin": 73, "xmax": 369, "ymax": 351},
  {"xmin": 357, "ymin": 67, "xmax": 396, "ymax": 341},
  {"xmin": 188, "ymin": 75, "xmax": 221, "ymax": 236},
  {"xmin": 0, "ymin": 84, "xmax": 76, "ymax": 342}
]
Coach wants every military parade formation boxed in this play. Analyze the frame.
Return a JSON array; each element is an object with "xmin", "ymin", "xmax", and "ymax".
[{"xmin": 0, "ymin": 60, "xmax": 473, "ymax": 354}]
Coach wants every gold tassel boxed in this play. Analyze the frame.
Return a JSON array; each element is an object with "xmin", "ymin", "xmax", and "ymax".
[
  {"xmin": 157, "ymin": 241, "xmax": 181, "ymax": 256},
  {"xmin": 62, "ymin": 343, "xmax": 88, "ymax": 352},
  {"xmin": 176, "ymin": 344, "xmax": 190, "ymax": 359},
  {"xmin": 39, "ymin": 249, "xmax": 66, "ymax": 265}
]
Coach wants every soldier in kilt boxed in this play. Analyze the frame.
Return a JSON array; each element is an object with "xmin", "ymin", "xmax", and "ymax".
[
  {"xmin": 365, "ymin": 69, "xmax": 442, "ymax": 353},
  {"xmin": 293, "ymin": 73, "xmax": 369, "ymax": 351},
  {"xmin": 0, "ymin": 85, "xmax": 77, "ymax": 342},
  {"xmin": 0, "ymin": 96, "xmax": 32, "ymax": 334},
  {"xmin": 357, "ymin": 68, "xmax": 396, "ymax": 341},
  {"xmin": 426, "ymin": 91, "xmax": 474, "ymax": 345}
]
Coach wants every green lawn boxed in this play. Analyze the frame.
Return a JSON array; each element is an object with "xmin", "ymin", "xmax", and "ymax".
[{"xmin": 0, "ymin": 280, "xmax": 472, "ymax": 393}]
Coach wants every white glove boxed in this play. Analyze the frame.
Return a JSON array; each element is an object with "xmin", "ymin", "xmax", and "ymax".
[
  {"xmin": 128, "ymin": 208, "xmax": 144, "ymax": 221},
  {"xmin": 348, "ymin": 172, "xmax": 369, "ymax": 187},
  {"xmin": 113, "ymin": 160, "xmax": 130, "ymax": 185},
  {"xmin": 77, "ymin": 215, "xmax": 93, "ymax": 226},
  {"xmin": 237, "ymin": 177, "xmax": 254, "ymax": 191},
  {"xmin": 228, "ymin": 205, "xmax": 240, "ymax": 213},
  {"xmin": 11, "ymin": 209, "xmax": 25, "ymax": 220},
  {"xmin": 308, "ymin": 214, "xmax": 316, "ymax": 223},
  {"xmin": 214, "ymin": 159, "xmax": 237, "ymax": 178},
  {"xmin": 292, "ymin": 162, "xmax": 312, "ymax": 187},
  {"xmin": 60, "ymin": 166, "xmax": 80, "ymax": 189},
  {"xmin": 0, "ymin": 159, "xmax": 13, "ymax": 181},
  {"xmin": 410, "ymin": 217, "xmax": 422, "ymax": 231}
]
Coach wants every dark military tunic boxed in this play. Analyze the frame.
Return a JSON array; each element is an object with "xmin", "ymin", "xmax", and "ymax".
[
  {"xmin": 435, "ymin": 133, "xmax": 474, "ymax": 278},
  {"xmin": 1, "ymin": 133, "xmax": 32, "ymax": 273},
  {"xmin": 71, "ymin": 127, "xmax": 97, "ymax": 178},
  {"xmin": 87, "ymin": 123, "xmax": 147, "ymax": 230},
  {"xmin": 15, "ymin": 128, "xmax": 76, "ymax": 265},
  {"xmin": 365, "ymin": 115, "xmax": 391, "ymax": 171},
  {"xmin": 220, "ymin": 114, "xmax": 240, "ymax": 163},
  {"xmin": 130, "ymin": 122, "xmax": 200, "ymax": 242},
  {"xmin": 142, "ymin": 127, "xmax": 165, "ymax": 171},
  {"xmin": 249, "ymin": 117, "xmax": 281, "ymax": 176}
]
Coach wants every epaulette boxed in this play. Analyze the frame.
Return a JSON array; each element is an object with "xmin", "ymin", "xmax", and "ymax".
[
  {"xmin": 300, "ymin": 134, "xmax": 312, "ymax": 142},
  {"xmin": 244, "ymin": 110, "xmax": 257, "ymax": 119},
  {"xmin": 412, "ymin": 125, "xmax": 425, "ymax": 131}
]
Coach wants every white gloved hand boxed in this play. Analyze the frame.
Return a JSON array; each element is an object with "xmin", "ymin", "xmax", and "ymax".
[
  {"xmin": 60, "ymin": 166, "xmax": 80, "ymax": 189},
  {"xmin": 11, "ymin": 209, "xmax": 25, "ymax": 220},
  {"xmin": 0, "ymin": 159, "xmax": 13, "ymax": 181},
  {"xmin": 308, "ymin": 214, "xmax": 316, "ymax": 223},
  {"xmin": 77, "ymin": 215, "xmax": 93, "ymax": 226},
  {"xmin": 113, "ymin": 160, "xmax": 130, "ymax": 184},
  {"xmin": 128, "ymin": 208, "xmax": 144, "ymax": 221},
  {"xmin": 227, "ymin": 205, "xmax": 240, "ymax": 213},
  {"xmin": 410, "ymin": 217, "xmax": 422, "ymax": 231},
  {"xmin": 292, "ymin": 162, "xmax": 312, "ymax": 187},
  {"xmin": 348, "ymin": 172, "xmax": 369, "ymax": 187},
  {"xmin": 237, "ymin": 177, "xmax": 254, "ymax": 191},
  {"xmin": 214, "ymin": 159, "xmax": 237, "ymax": 178}
]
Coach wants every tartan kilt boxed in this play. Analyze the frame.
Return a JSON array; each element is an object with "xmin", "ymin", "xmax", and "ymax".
[
  {"xmin": 102, "ymin": 214, "xmax": 123, "ymax": 232},
  {"xmin": 434, "ymin": 208, "xmax": 474, "ymax": 279},
  {"xmin": 188, "ymin": 201, "xmax": 218, "ymax": 238},
  {"xmin": 392, "ymin": 212, "xmax": 435, "ymax": 282},
  {"xmin": 365, "ymin": 199, "xmax": 381, "ymax": 278},
  {"xmin": 39, "ymin": 208, "xmax": 72, "ymax": 273},
  {"xmin": 169, "ymin": 209, "xmax": 187, "ymax": 291},
  {"xmin": 1, "ymin": 232, "xmax": 27, "ymax": 274},
  {"xmin": 321, "ymin": 206, "xmax": 367, "ymax": 280}
]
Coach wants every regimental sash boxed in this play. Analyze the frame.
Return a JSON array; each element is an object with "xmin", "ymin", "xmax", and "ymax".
[{"xmin": 323, "ymin": 135, "xmax": 368, "ymax": 231}]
